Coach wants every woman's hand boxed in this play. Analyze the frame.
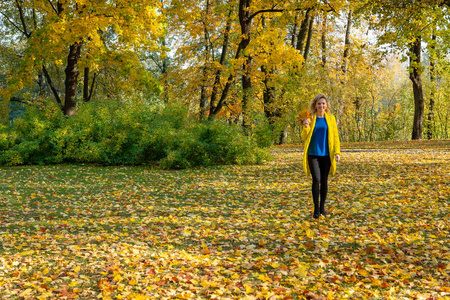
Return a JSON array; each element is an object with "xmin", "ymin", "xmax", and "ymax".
[
  {"xmin": 335, "ymin": 154, "xmax": 341, "ymax": 162},
  {"xmin": 302, "ymin": 118, "xmax": 310, "ymax": 127}
]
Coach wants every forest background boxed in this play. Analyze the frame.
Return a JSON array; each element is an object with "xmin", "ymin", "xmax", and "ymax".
[{"xmin": 1, "ymin": 0, "xmax": 450, "ymax": 167}]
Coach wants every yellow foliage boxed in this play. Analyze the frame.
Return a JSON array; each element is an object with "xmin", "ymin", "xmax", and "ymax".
[{"xmin": 1, "ymin": 0, "xmax": 165, "ymax": 98}]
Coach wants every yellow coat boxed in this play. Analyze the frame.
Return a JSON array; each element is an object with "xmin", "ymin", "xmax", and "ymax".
[{"xmin": 301, "ymin": 112, "xmax": 341, "ymax": 176}]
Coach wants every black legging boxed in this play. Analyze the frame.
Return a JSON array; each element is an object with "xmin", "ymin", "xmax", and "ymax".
[{"xmin": 308, "ymin": 155, "xmax": 331, "ymax": 216}]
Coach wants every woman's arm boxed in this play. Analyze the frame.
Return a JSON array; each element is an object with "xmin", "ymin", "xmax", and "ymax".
[
  {"xmin": 301, "ymin": 121, "xmax": 312, "ymax": 141},
  {"xmin": 332, "ymin": 115, "xmax": 341, "ymax": 160}
]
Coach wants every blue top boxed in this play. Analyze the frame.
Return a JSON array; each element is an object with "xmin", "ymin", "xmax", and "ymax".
[{"xmin": 308, "ymin": 117, "xmax": 329, "ymax": 156}]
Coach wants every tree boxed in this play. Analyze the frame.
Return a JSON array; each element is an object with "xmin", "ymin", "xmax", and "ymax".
[
  {"xmin": 0, "ymin": 0, "xmax": 164, "ymax": 115},
  {"xmin": 365, "ymin": 0, "xmax": 448, "ymax": 139}
]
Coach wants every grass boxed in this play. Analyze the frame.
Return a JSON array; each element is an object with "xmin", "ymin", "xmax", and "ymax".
[{"xmin": 0, "ymin": 140, "xmax": 449, "ymax": 299}]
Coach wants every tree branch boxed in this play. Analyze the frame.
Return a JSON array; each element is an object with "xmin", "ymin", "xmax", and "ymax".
[
  {"xmin": 322, "ymin": 1, "xmax": 337, "ymax": 13},
  {"xmin": 46, "ymin": 0, "xmax": 59, "ymax": 14},
  {"xmin": 42, "ymin": 64, "xmax": 63, "ymax": 106},
  {"xmin": 15, "ymin": 0, "xmax": 31, "ymax": 38},
  {"xmin": 10, "ymin": 96, "xmax": 29, "ymax": 104},
  {"xmin": 248, "ymin": 2, "xmax": 335, "ymax": 22},
  {"xmin": 87, "ymin": 72, "xmax": 97, "ymax": 102},
  {"xmin": 248, "ymin": 8, "xmax": 284, "ymax": 21},
  {"xmin": 0, "ymin": 12, "xmax": 26, "ymax": 36}
]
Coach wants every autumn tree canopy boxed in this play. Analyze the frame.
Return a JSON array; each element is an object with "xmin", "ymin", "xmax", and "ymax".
[
  {"xmin": 0, "ymin": 0, "xmax": 164, "ymax": 114},
  {"xmin": 1, "ymin": 0, "xmax": 450, "ymax": 141}
]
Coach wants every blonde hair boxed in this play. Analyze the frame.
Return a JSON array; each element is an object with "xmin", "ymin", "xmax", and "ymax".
[{"xmin": 309, "ymin": 94, "xmax": 331, "ymax": 115}]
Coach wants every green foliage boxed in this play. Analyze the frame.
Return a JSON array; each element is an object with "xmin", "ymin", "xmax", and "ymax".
[
  {"xmin": 159, "ymin": 121, "xmax": 272, "ymax": 169},
  {"xmin": 0, "ymin": 103, "xmax": 64, "ymax": 165},
  {"xmin": 250, "ymin": 115, "xmax": 276, "ymax": 148},
  {"xmin": 0, "ymin": 100, "xmax": 271, "ymax": 168}
]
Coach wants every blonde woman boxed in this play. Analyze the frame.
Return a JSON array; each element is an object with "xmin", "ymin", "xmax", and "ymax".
[{"xmin": 300, "ymin": 94, "xmax": 341, "ymax": 218}]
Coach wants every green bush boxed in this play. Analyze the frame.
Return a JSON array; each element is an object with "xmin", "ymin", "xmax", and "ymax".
[
  {"xmin": 252, "ymin": 122, "xmax": 276, "ymax": 148},
  {"xmin": 0, "ymin": 100, "xmax": 272, "ymax": 168},
  {"xmin": 158, "ymin": 120, "xmax": 272, "ymax": 169},
  {"xmin": 0, "ymin": 103, "xmax": 64, "ymax": 165}
]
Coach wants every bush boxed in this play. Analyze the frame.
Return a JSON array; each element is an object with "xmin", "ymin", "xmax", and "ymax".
[
  {"xmin": 0, "ymin": 103, "xmax": 64, "ymax": 165},
  {"xmin": 250, "ymin": 114, "xmax": 289, "ymax": 147},
  {"xmin": 158, "ymin": 121, "xmax": 272, "ymax": 169},
  {"xmin": 0, "ymin": 100, "xmax": 272, "ymax": 168},
  {"xmin": 251, "ymin": 118, "xmax": 276, "ymax": 148}
]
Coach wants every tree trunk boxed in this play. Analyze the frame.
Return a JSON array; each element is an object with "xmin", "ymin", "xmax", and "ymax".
[
  {"xmin": 161, "ymin": 37, "xmax": 169, "ymax": 103},
  {"xmin": 409, "ymin": 36, "xmax": 424, "ymax": 140},
  {"xmin": 427, "ymin": 30, "xmax": 436, "ymax": 140},
  {"xmin": 83, "ymin": 67, "xmax": 89, "ymax": 102},
  {"xmin": 199, "ymin": 0, "xmax": 211, "ymax": 121},
  {"xmin": 199, "ymin": 86, "xmax": 208, "ymax": 120},
  {"xmin": 239, "ymin": 0, "xmax": 252, "ymax": 129},
  {"xmin": 291, "ymin": 15, "xmax": 298, "ymax": 46},
  {"xmin": 262, "ymin": 65, "xmax": 282, "ymax": 144},
  {"xmin": 262, "ymin": 65, "xmax": 278, "ymax": 121},
  {"xmin": 242, "ymin": 55, "xmax": 252, "ymax": 130},
  {"xmin": 321, "ymin": 15, "xmax": 327, "ymax": 67},
  {"xmin": 342, "ymin": 9, "xmax": 353, "ymax": 75},
  {"xmin": 64, "ymin": 42, "xmax": 82, "ymax": 116},
  {"xmin": 296, "ymin": 9, "xmax": 311, "ymax": 54},
  {"xmin": 303, "ymin": 17, "xmax": 314, "ymax": 62},
  {"xmin": 37, "ymin": 72, "xmax": 45, "ymax": 97},
  {"xmin": 83, "ymin": 67, "xmax": 96, "ymax": 102},
  {"xmin": 279, "ymin": 127, "xmax": 288, "ymax": 145},
  {"xmin": 354, "ymin": 97, "xmax": 362, "ymax": 142},
  {"xmin": 210, "ymin": 0, "xmax": 251, "ymax": 122},
  {"xmin": 208, "ymin": 15, "xmax": 232, "ymax": 119}
]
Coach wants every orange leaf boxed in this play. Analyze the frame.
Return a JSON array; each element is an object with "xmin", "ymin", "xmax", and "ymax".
[
  {"xmin": 201, "ymin": 246, "xmax": 210, "ymax": 255},
  {"xmin": 305, "ymin": 242, "xmax": 315, "ymax": 248},
  {"xmin": 298, "ymin": 109, "xmax": 312, "ymax": 120}
]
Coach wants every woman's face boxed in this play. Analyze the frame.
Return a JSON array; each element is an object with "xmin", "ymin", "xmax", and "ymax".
[{"xmin": 315, "ymin": 98, "xmax": 328, "ymax": 114}]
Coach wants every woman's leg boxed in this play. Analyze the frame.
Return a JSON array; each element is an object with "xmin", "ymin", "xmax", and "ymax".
[
  {"xmin": 308, "ymin": 155, "xmax": 321, "ymax": 218},
  {"xmin": 319, "ymin": 156, "xmax": 331, "ymax": 215}
]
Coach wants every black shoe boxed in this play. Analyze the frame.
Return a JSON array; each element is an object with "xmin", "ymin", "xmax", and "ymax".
[{"xmin": 313, "ymin": 213, "xmax": 320, "ymax": 219}]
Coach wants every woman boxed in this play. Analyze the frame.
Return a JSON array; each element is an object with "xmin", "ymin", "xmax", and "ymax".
[{"xmin": 301, "ymin": 94, "xmax": 341, "ymax": 218}]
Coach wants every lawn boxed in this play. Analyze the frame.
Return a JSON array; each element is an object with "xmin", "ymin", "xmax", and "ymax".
[{"xmin": 0, "ymin": 140, "xmax": 449, "ymax": 299}]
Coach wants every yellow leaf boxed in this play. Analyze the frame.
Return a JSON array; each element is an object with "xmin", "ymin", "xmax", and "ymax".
[
  {"xmin": 19, "ymin": 289, "xmax": 33, "ymax": 297},
  {"xmin": 245, "ymin": 283, "xmax": 255, "ymax": 294},
  {"xmin": 69, "ymin": 280, "xmax": 79, "ymax": 287},
  {"xmin": 358, "ymin": 269, "xmax": 370, "ymax": 277},
  {"xmin": 258, "ymin": 239, "xmax": 266, "ymax": 247},
  {"xmin": 18, "ymin": 250, "xmax": 34, "ymax": 256},
  {"xmin": 297, "ymin": 263, "xmax": 308, "ymax": 277},
  {"xmin": 257, "ymin": 273, "xmax": 270, "ymax": 281},
  {"xmin": 113, "ymin": 273, "xmax": 123, "ymax": 282},
  {"xmin": 200, "ymin": 280, "xmax": 209, "ymax": 288}
]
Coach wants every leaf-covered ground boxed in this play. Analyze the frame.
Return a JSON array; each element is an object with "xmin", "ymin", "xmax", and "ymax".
[{"xmin": 0, "ymin": 140, "xmax": 449, "ymax": 300}]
